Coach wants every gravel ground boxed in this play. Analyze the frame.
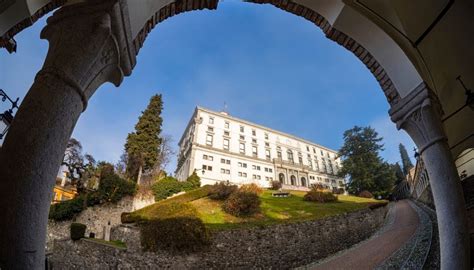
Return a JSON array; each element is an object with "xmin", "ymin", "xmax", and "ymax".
[{"xmin": 376, "ymin": 200, "xmax": 434, "ymax": 270}]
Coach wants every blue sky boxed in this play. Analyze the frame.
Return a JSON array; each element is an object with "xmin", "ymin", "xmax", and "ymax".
[{"xmin": 0, "ymin": 1, "xmax": 415, "ymax": 172}]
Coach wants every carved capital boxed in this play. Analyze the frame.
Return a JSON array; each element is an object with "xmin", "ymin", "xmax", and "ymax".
[
  {"xmin": 389, "ymin": 83, "xmax": 446, "ymax": 154},
  {"xmin": 36, "ymin": 0, "xmax": 135, "ymax": 110}
]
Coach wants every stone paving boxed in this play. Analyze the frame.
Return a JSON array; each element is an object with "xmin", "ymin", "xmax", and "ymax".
[{"xmin": 302, "ymin": 200, "xmax": 420, "ymax": 270}]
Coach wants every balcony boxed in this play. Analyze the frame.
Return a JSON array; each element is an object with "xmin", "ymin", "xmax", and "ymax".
[{"xmin": 272, "ymin": 158, "xmax": 312, "ymax": 171}]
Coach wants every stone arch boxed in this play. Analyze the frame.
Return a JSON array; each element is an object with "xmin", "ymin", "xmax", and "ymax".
[{"xmin": 0, "ymin": 1, "xmax": 470, "ymax": 269}]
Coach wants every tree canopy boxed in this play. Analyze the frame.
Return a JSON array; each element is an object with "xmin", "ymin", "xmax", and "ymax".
[
  {"xmin": 337, "ymin": 126, "xmax": 396, "ymax": 197},
  {"xmin": 125, "ymin": 94, "xmax": 164, "ymax": 181}
]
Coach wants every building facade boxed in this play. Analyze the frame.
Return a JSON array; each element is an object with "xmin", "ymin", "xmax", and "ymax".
[{"xmin": 175, "ymin": 107, "xmax": 345, "ymax": 191}]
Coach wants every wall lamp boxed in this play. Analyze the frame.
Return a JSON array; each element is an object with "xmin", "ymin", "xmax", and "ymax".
[{"xmin": 0, "ymin": 89, "xmax": 20, "ymax": 140}]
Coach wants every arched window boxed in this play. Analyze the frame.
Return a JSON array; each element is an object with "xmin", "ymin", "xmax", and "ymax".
[
  {"xmin": 279, "ymin": 173, "xmax": 285, "ymax": 184},
  {"xmin": 290, "ymin": 175, "xmax": 296, "ymax": 186},
  {"xmin": 301, "ymin": 177, "xmax": 306, "ymax": 187}
]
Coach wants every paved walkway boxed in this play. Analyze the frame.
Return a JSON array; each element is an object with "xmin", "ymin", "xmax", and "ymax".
[{"xmin": 311, "ymin": 200, "xmax": 420, "ymax": 270}]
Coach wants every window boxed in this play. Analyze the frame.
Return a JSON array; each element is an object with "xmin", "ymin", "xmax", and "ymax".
[
  {"xmin": 264, "ymin": 133, "xmax": 269, "ymax": 140},
  {"xmin": 306, "ymin": 146, "xmax": 310, "ymax": 151},
  {"xmin": 252, "ymin": 138, "xmax": 257, "ymax": 144},
  {"xmin": 224, "ymin": 131, "xmax": 230, "ymax": 136},
  {"xmin": 220, "ymin": 168, "xmax": 230, "ymax": 174},
  {"xmin": 202, "ymin": 165, "xmax": 213, "ymax": 171},
  {"xmin": 238, "ymin": 172, "xmax": 247, "ymax": 177},
  {"xmin": 265, "ymin": 149, "xmax": 271, "ymax": 160},
  {"xmin": 207, "ymin": 126, "xmax": 214, "ymax": 132},
  {"xmin": 265, "ymin": 176, "xmax": 273, "ymax": 181},
  {"xmin": 239, "ymin": 135, "xmax": 245, "ymax": 140},
  {"xmin": 252, "ymin": 165, "xmax": 261, "ymax": 171},
  {"xmin": 240, "ymin": 126, "xmax": 244, "ymax": 133},
  {"xmin": 209, "ymin": 117, "xmax": 214, "ymax": 124},
  {"xmin": 238, "ymin": 162, "xmax": 247, "ymax": 168},
  {"xmin": 298, "ymin": 156, "xmax": 303, "ymax": 164},
  {"xmin": 253, "ymin": 174, "xmax": 261, "ymax": 180},
  {"xmin": 313, "ymin": 147, "xmax": 316, "ymax": 153},
  {"xmin": 320, "ymin": 150, "xmax": 324, "ymax": 156},
  {"xmin": 239, "ymin": 143, "xmax": 245, "ymax": 154},
  {"xmin": 203, "ymin": 154, "xmax": 213, "ymax": 161},
  {"xmin": 252, "ymin": 146, "xmax": 258, "ymax": 156},
  {"xmin": 225, "ymin": 121, "xmax": 230, "ymax": 129},
  {"xmin": 252, "ymin": 129, "xmax": 256, "ymax": 136},
  {"xmin": 265, "ymin": 142, "xmax": 270, "ymax": 147},
  {"xmin": 277, "ymin": 151, "xmax": 282, "ymax": 158},
  {"xmin": 223, "ymin": 138, "xmax": 229, "ymax": 150},
  {"xmin": 287, "ymin": 150, "xmax": 294, "ymax": 162},
  {"xmin": 309, "ymin": 176, "xmax": 315, "ymax": 180},
  {"xmin": 264, "ymin": 167, "xmax": 273, "ymax": 173},
  {"xmin": 221, "ymin": 158, "xmax": 231, "ymax": 164},
  {"xmin": 206, "ymin": 134, "xmax": 213, "ymax": 146},
  {"xmin": 325, "ymin": 178, "xmax": 330, "ymax": 183}
]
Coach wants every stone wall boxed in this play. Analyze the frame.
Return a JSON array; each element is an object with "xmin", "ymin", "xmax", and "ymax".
[
  {"xmin": 46, "ymin": 193, "xmax": 154, "ymax": 251},
  {"xmin": 50, "ymin": 206, "xmax": 388, "ymax": 269}
]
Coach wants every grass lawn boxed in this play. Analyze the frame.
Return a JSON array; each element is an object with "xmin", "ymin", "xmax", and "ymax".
[
  {"xmin": 191, "ymin": 190, "xmax": 384, "ymax": 230},
  {"xmin": 84, "ymin": 238, "xmax": 127, "ymax": 249}
]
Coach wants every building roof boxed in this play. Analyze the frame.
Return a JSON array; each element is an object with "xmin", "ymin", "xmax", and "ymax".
[{"xmin": 179, "ymin": 106, "xmax": 339, "ymax": 154}]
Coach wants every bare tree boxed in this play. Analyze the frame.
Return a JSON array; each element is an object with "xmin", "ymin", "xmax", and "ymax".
[
  {"xmin": 62, "ymin": 138, "xmax": 96, "ymax": 193},
  {"xmin": 154, "ymin": 134, "xmax": 175, "ymax": 174}
]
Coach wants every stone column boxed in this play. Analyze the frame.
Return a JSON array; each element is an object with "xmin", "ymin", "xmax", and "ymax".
[
  {"xmin": 390, "ymin": 83, "xmax": 470, "ymax": 270},
  {"xmin": 0, "ymin": 1, "xmax": 135, "ymax": 269}
]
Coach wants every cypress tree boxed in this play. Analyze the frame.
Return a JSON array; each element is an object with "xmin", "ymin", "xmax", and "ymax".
[
  {"xmin": 399, "ymin": 143, "xmax": 414, "ymax": 175},
  {"xmin": 392, "ymin": 162, "xmax": 405, "ymax": 185},
  {"xmin": 125, "ymin": 94, "xmax": 163, "ymax": 181}
]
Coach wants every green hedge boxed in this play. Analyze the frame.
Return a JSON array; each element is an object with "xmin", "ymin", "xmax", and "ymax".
[
  {"xmin": 49, "ymin": 174, "xmax": 136, "ymax": 221},
  {"xmin": 152, "ymin": 177, "xmax": 183, "ymax": 201},
  {"xmin": 49, "ymin": 196, "xmax": 85, "ymax": 221},
  {"xmin": 70, "ymin": 223, "xmax": 86, "ymax": 240}
]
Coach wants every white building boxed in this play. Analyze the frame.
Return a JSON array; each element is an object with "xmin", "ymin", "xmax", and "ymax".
[{"xmin": 175, "ymin": 107, "xmax": 345, "ymax": 191}]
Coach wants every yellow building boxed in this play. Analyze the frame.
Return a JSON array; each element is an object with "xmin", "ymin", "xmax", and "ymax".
[{"xmin": 51, "ymin": 177, "xmax": 78, "ymax": 204}]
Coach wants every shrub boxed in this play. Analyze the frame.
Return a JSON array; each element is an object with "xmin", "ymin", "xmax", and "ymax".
[
  {"xmin": 310, "ymin": 183, "xmax": 325, "ymax": 190},
  {"xmin": 49, "ymin": 174, "xmax": 136, "ymax": 221},
  {"xmin": 185, "ymin": 171, "xmax": 201, "ymax": 190},
  {"xmin": 49, "ymin": 196, "xmax": 85, "ymax": 221},
  {"xmin": 358, "ymin": 190, "xmax": 373, "ymax": 198},
  {"xmin": 269, "ymin": 180, "xmax": 282, "ymax": 190},
  {"xmin": 368, "ymin": 201, "xmax": 388, "ymax": 210},
  {"xmin": 138, "ymin": 202, "xmax": 210, "ymax": 252},
  {"xmin": 70, "ymin": 223, "xmax": 86, "ymax": 240},
  {"xmin": 239, "ymin": 183, "xmax": 263, "ymax": 195},
  {"xmin": 304, "ymin": 188, "xmax": 338, "ymax": 203},
  {"xmin": 333, "ymin": 188, "xmax": 345, "ymax": 195},
  {"xmin": 208, "ymin": 181, "xmax": 238, "ymax": 200},
  {"xmin": 152, "ymin": 176, "xmax": 183, "ymax": 201},
  {"xmin": 99, "ymin": 174, "xmax": 137, "ymax": 203},
  {"xmin": 222, "ymin": 191, "xmax": 261, "ymax": 217}
]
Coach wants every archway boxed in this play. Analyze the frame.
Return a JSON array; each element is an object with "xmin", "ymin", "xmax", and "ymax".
[
  {"xmin": 278, "ymin": 173, "xmax": 285, "ymax": 184},
  {"xmin": 290, "ymin": 175, "xmax": 296, "ymax": 186},
  {"xmin": 0, "ymin": 0, "xmax": 471, "ymax": 269},
  {"xmin": 301, "ymin": 177, "xmax": 307, "ymax": 187}
]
